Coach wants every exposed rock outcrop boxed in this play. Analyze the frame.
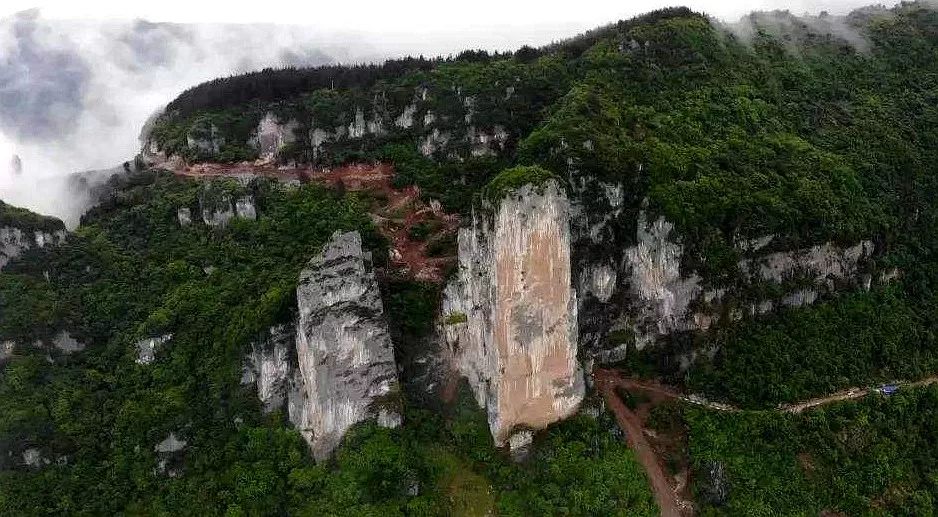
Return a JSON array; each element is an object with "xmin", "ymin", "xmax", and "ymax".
[
  {"xmin": 290, "ymin": 231, "xmax": 401, "ymax": 461},
  {"xmin": 625, "ymin": 211, "xmax": 704, "ymax": 350},
  {"xmin": 624, "ymin": 208, "xmax": 878, "ymax": 350},
  {"xmin": 441, "ymin": 179, "xmax": 585, "ymax": 448},
  {"xmin": 176, "ymin": 207, "xmax": 192, "ymax": 226},
  {"xmin": 0, "ymin": 226, "xmax": 65, "ymax": 270},
  {"xmin": 186, "ymin": 123, "xmax": 224, "ymax": 155},
  {"xmin": 135, "ymin": 334, "xmax": 172, "ymax": 365},
  {"xmin": 253, "ymin": 112, "xmax": 299, "ymax": 161},
  {"xmin": 52, "ymin": 331, "xmax": 85, "ymax": 354},
  {"xmin": 199, "ymin": 193, "xmax": 257, "ymax": 227},
  {"xmin": 154, "ymin": 432, "xmax": 186, "ymax": 477},
  {"xmin": 395, "ymin": 104, "xmax": 417, "ymax": 129},
  {"xmin": 241, "ymin": 325, "xmax": 295, "ymax": 414},
  {"xmin": 0, "ymin": 340, "xmax": 14, "ymax": 362}
]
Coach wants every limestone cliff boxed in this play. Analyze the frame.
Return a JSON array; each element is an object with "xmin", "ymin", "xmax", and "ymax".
[
  {"xmin": 0, "ymin": 224, "xmax": 65, "ymax": 271},
  {"xmin": 290, "ymin": 231, "xmax": 401, "ymax": 461},
  {"xmin": 252, "ymin": 112, "xmax": 299, "ymax": 162},
  {"xmin": 441, "ymin": 179, "xmax": 585, "ymax": 447},
  {"xmin": 241, "ymin": 325, "xmax": 295, "ymax": 414},
  {"xmin": 568, "ymin": 180, "xmax": 884, "ymax": 361},
  {"xmin": 198, "ymin": 192, "xmax": 257, "ymax": 227}
]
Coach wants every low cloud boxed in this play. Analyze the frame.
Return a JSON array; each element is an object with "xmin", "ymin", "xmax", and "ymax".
[
  {"xmin": 0, "ymin": 10, "xmax": 584, "ymax": 227},
  {"xmin": 720, "ymin": 5, "xmax": 895, "ymax": 52},
  {"xmin": 0, "ymin": 12, "xmax": 380, "ymax": 226},
  {"xmin": 0, "ymin": 9, "xmax": 92, "ymax": 141}
]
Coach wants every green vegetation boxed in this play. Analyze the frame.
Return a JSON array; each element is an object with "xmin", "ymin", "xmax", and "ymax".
[
  {"xmin": 8, "ymin": 2, "xmax": 938, "ymax": 514},
  {"xmin": 444, "ymin": 312, "xmax": 468, "ymax": 325},
  {"xmin": 687, "ymin": 285, "xmax": 937, "ymax": 408},
  {"xmin": 481, "ymin": 165, "xmax": 559, "ymax": 203},
  {"xmin": 0, "ymin": 173, "xmax": 655, "ymax": 515},
  {"xmin": 0, "ymin": 171, "xmax": 377, "ymax": 514},
  {"xmin": 0, "ymin": 200, "xmax": 65, "ymax": 234},
  {"xmin": 686, "ymin": 385, "xmax": 938, "ymax": 515}
]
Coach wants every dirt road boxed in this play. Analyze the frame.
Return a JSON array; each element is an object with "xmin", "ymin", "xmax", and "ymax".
[
  {"xmin": 602, "ymin": 371, "xmax": 938, "ymax": 414},
  {"xmin": 170, "ymin": 160, "xmax": 459, "ymax": 283},
  {"xmin": 595, "ymin": 369, "xmax": 686, "ymax": 517},
  {"xmin": 780, "ymin": 375, "xmax": 938, "ymax": 413},
  {"xmin": 594, "ymin": 369, "xmax": 938, "ymax": 516}
]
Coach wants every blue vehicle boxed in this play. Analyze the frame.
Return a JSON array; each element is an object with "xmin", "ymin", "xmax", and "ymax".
[{"xmin": 878, "ymin": 384, "xmax": 899, "ymax": 395}]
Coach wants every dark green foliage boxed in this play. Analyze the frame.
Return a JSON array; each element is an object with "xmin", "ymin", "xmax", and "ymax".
[
  {"xmin": 0, "ymin": 274, "xmax": 58, "ymax": 342},
  {"xmin": 688, "ymin": 285, "xmax": 934, "ymax": 408},
  {"xmin": 0, "ymin": 201, "xmax": 64, "ymax": 234},
  {"xmin": 0, "ymin": 172, "xmax": 375, "ymax": 515},
  {"xmin": 482, "ymin": 165, "xmax": 559, "ymax": 202},
  {"xmin": 8, "ymin": 2, "xmax": 938, "ymax": 514},
  {"xmin": 425, "ymin": 233, "xmax": 456, "ymax": 258},
  {"xmin": 687, "ymin": 385, "xmax": 938, "ymax": 515}
]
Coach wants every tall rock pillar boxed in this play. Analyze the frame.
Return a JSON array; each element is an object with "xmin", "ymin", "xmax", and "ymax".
[
  {"xmin": 291, "ymin": 230, "xmax": 401, "ymax": 461},
  {"xmin": 442, "ymin": 177, "xmax": 585, "ymax": 447}
]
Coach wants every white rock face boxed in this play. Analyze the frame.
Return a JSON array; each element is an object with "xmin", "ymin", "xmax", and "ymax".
[
  {"xmin": 135, "ymin": 334, "xmax": 172, "ymax": 365},
  {"xmin": 468, "ymin": 125, "xmax": 509, "ymax": 157},
  {"xmin": 154, "ymin": 433, "xmax": 187, "ymax": 453},
  {"xmin": 0, "ymin": 340, "xmax": 14, "ymax": 361},
  {"xmin": 394, "ymin": 104, "xmax": 417, "ymax": 129},
  {"xmin": 291, "ymin": 231, "xmax": 400, "ymax": 461},
  {"xmin": 177, "ymin": 207, "xmax": 192, "ymax": 226},
  {"xmin": 254, "ymin": 113, "xmax": 299, "ymax": 161},
  {"xmin": 186, "ymin": 123, "xmax": 224, "ymax": 154},
  {"xmin": 309, "ymin": 127, "xmax": 333, "ymax": 161},
  {"xmin": 625, "ymin": 212, "xmax": 702, "ymax": 350},
  {"xmin": 623, "ymin": 208, "xmax": 879, "ymax": 349},
  {"xmin": 420, "ymin": 129, "xmax": 450, "ymax": 157},
  {"xmin": 586, "ymin": 264, "xmax": 617, "ymax": 304},
  {"xmin": 154, "ymin": 432, "xmax": 186, "ymax": 477},
  {"xmin": 200, "ymin": 194, "xmax": 256, "ymax": 227},
  {"xmin": 242, "ymin": 325, "xmax": 294, "ymax": 413},
  {"xmin": 509, "ymin": 429, "xmax": 534, "ymax": 462},
  {"xmin": 52, "ymin": 331, "xmax": 85, "ymax": 354},
  {"xmin": 0, "ymin": 227, "xmax": 65, "ymax": 270},
  {"xmin": 21, "ymin": 448, "xmax": 43, "ymax": 468},
  {"xmin": 441, "ymin": 180, "xmax": 585, "ymax": 446},
  {"xmin": 235, "ymin": 196, "xmax": 257, "ymax": 220},
  {"xmin": 739, "ymin": 240, "xmax": 874, "ymax": 285},
  {"xmin": 348, "ymin": 108, "xmax": 367, "ymax": 138}
]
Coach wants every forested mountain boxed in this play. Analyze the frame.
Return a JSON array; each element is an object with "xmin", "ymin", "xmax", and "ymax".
[{"xmin": 3, "ymin": 3, "xmax": 938, "ymax": 515}]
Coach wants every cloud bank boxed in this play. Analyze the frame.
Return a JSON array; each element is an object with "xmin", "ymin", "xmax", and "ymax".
[
  {"xmin": 0, "ymin": 3, "xmax": 909, "ymax": 226},
  {"xmin": 0, "ymin": 11, "xmax": 399, "ymax": 225}
]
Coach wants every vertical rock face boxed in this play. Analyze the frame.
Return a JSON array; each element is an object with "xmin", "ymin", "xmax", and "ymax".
[
  {"xmin": 0, "ymin": 227, "xmax": 65, "ymax": 271},
  {"xmin": 186, "ymin": 123, "xmax": 224, "ymax": 155},
  {"xmin": 52, "ymin": 331, "xmax": 85, "ymax": 354},
  {"xmin": 625, "ymin": 211, "xmax": 703, "ymax": 350},
  {"xmin": 199, "ymin": 194, "xmax": 256, "ymax": 227},
  {"xmin": 176, "ymin": 207, "xmax": 192, "ymax": 227},
  {"xmin": 622, "ymin": 209, "xmax": 879, "ymax": 349},
  {"xmin": 241, "ymin": 325, "xmax": 295, "ymax": 414},
  {"xmin": 442, "ymin": 180, "xmax": 585, "ymax": 446},
  {"xmin": 254, "ymin": 112, "xmax": 299, "ymax": 161},
  {"xmin": 291, "ymin": 231, "xmax": 401, "ymax": 461},
  {"xmin": 135, "ymin": 334, "xmax": 173, "ymax": 365}
]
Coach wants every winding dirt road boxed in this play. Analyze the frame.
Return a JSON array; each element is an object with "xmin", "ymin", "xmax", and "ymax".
[{"xmin": 594, "ymin": 368, "xmax": 938, "ymax": 516}]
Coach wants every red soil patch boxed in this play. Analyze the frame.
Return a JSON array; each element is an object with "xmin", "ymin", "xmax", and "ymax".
[{"xmin": 172, "ymin": 160, "xmax": 459, "ymax": 283}]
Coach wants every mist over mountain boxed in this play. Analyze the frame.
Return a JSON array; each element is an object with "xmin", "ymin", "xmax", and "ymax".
[{"xmin": 0, "ymin": 9, "xmax": 578, "ymax": 226}]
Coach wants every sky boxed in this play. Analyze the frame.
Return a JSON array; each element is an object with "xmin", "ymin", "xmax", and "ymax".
[
  {"xmin": 0, "ymin": 0, "xmax": 904, "ymax": 226},
  {"xmin": 0, "ymin": 0, "xmax": 898, "ymax": 30}
]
